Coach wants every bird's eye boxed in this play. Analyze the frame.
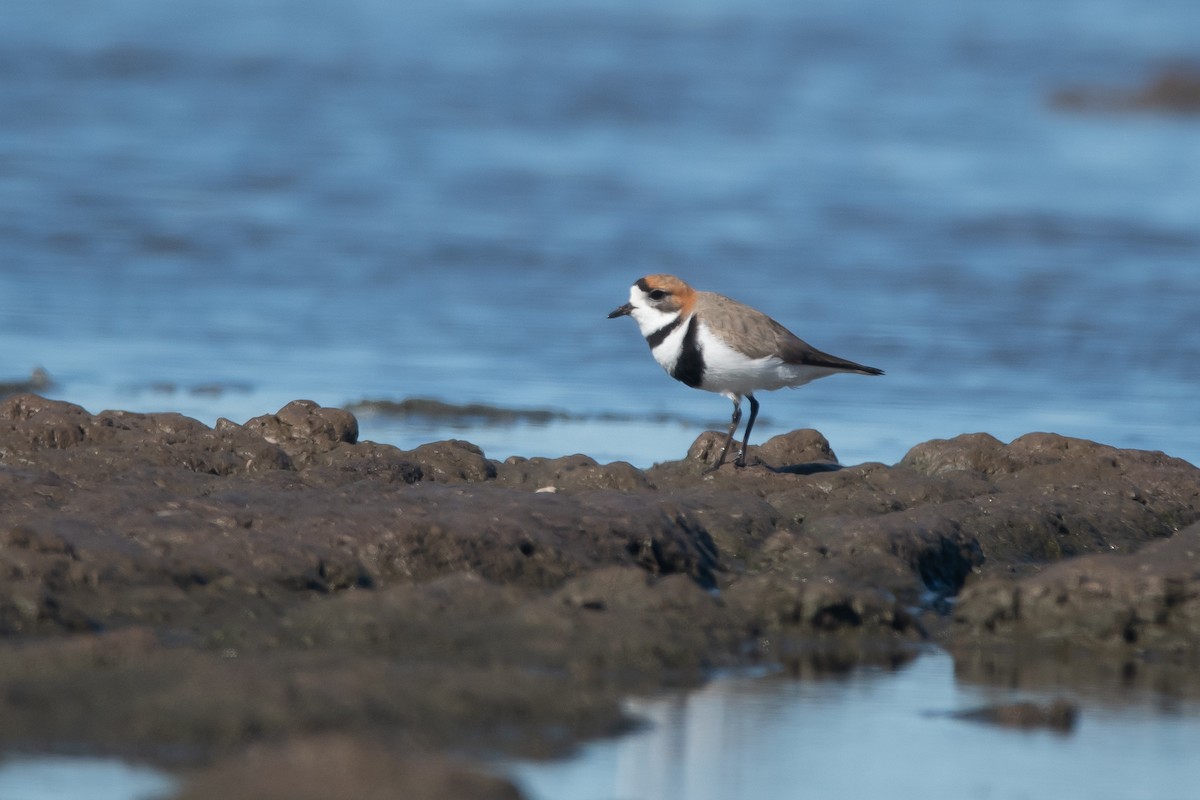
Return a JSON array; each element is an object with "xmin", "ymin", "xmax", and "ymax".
[{"xmin": 648, "ymin": 289, "xmax": 667, "ymax": 301}]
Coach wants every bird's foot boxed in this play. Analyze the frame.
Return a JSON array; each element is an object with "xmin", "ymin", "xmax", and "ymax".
[
  {"xmin": 708, "ymin": 452, "xmax": 755, "ymax": 472},
  {"xmin": 733, "ymin": 451, "xmax": 774, "ymax": 471},
  {"xmin": 708, "ymin": 456, "xmax": 771, "ymax": 473},
  {"xmin": 703, "ymin": 447, "xmax": 730, "ymax": 474}
]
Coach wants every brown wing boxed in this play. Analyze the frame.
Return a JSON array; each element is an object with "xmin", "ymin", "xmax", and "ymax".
[
  {"xmin": 780, "ymin": 333, "xmax": 884, "ymax": 375},
  {"xmin": 697, "ymin": 292, "xmax": 883, "ymax": 375}
]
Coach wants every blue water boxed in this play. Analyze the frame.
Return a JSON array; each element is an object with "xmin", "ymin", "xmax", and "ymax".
[
  {"xmin": 508, "ymin": 651, "xmax": 1200, "ymax": 800},
  {"xmin": 1, "ymin": 0, "xmax": 1197, "ymax": 468},
  {"xmin": 0, "ymin": 756, "xmax": 174, "ymax": 800},
  {"xmin": 3, "ymin": 652, "xmax": 1198, "ymax": 800}
]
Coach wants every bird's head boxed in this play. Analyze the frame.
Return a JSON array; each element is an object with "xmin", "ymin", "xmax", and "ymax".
[{"xmin": 608, "ymin": 274, "xmax": 695, "ymax": 336}]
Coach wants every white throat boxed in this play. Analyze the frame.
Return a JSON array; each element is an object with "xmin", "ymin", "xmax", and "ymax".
[{"xmin": 627, "ymin": 287, "xmax": 681, "ymax": 339}]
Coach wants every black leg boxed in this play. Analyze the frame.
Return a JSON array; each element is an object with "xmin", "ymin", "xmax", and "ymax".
[
  {"xmin": 733, "ymin": 394, "xmax": 759, "ymax": 467},
  {"xmin": 706, "ymin": 398, "xmax": 742, "ymax": 472}
]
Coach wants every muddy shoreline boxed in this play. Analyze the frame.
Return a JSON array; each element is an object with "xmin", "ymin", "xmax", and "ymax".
[{"xmin": 1, "ymin": 395, "xmax": 1197, "ymax": 798}]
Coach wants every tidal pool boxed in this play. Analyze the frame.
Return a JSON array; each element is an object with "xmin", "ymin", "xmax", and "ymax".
[{"xmin": 505, "ymin": 651, "xmax": 1200, "ymax": 800}]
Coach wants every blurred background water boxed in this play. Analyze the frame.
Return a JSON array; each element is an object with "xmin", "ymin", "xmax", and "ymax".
[{"xmin": 1, "ymin": 0, "xmax": 1197, "ymax": 470}]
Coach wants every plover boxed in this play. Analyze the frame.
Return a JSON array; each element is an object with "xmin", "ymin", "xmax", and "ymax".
[{"xmin": 608, "ymin": 274, "xmax": 883, "ymax": 470}]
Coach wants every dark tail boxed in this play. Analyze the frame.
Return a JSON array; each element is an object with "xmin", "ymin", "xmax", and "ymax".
[{"xmin": 802, "ymin": 350, "xmax": 884, "ymax": 375}]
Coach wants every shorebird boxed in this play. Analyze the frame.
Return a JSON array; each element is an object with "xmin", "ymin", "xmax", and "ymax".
[{"xmin": 608, "ymin": 274, "xmax": 882, "ymax": 470}]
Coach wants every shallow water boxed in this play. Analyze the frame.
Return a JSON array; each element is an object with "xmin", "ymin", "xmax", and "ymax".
[
  {"xmin": 2, "ymin": 0, "xmax": 1198, "ymax": 468},
  {"xmin": 0, "ymin": 756, "xmax": 174, "ymax": 800},
  {"xmin": 508, "ymin": 651, "xmax": 1200, "ymax": 800},
  {"xmin": 2, "ymin": 652, "xmax": 1196, "ymax": 800}
]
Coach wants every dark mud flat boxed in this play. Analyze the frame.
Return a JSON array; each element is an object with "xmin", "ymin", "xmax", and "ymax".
[{"xmin": 1, "ymin": 395, "xmax": 1198, "ymax": 799}]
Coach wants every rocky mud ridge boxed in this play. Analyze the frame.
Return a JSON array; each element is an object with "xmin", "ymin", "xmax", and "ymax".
[{"xmin": 1, "ymin": 395, "xmax": 1198, "ymax": 798}]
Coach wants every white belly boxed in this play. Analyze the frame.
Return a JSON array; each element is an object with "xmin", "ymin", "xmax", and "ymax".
[{"xmin": 695, "ymin": 322, "xmax": 838, "ymax": 396}]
